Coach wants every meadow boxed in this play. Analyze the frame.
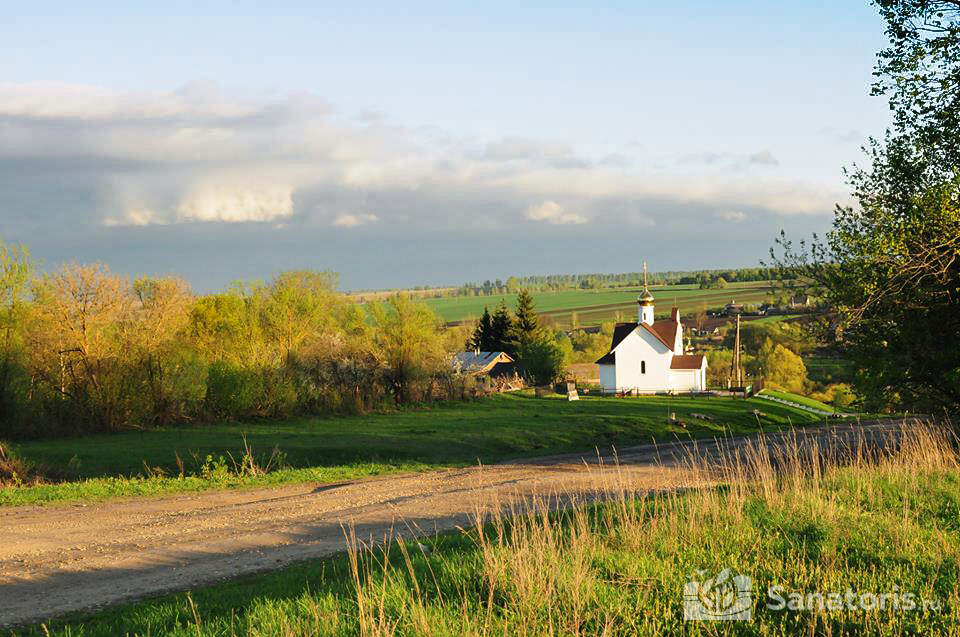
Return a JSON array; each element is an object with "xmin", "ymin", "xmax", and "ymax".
[
  {"xmin": 422, "ymin": 282, "xmax": 773, "ymax": 326},
  {"xmin": 1, "ymin": 392, "xmax": 826, "ymax": 506},
  {"xmin": 757, "ymin": 389, "xmax": 848, "ymax": 414},
  {"xmin": 14, "ymin": 423, "xmax": 957, "ymax": 636}
]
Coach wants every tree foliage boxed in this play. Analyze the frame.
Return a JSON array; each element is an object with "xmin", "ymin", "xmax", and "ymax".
[
  {"xmin": 0, "ymin": 260, "xmax": 471, "ymax": 438},
  {"xmin": 771, "ymin": 1, "xmax": 960, "ymax": 412}
]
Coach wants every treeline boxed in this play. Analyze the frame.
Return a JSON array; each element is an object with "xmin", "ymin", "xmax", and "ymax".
[
  {"xmin": 0, "ymin": 243, "xmax": 478, "ymax": 440},
  {"xmin": 449, "ymin": 268, "xmax": 776, "ymax": 297}
]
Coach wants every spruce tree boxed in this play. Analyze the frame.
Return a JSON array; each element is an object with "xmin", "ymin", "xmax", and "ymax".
[
  {"xmin": 469, "ymin": 306, "xmax": 493, "ymax": 350},
  {"xmin": 490, "ymin": 300, "xmax": 515, "ymax": 354},
  {"xmin": 513, "ymin": 289, "xmax": 540, "ymax": 344}
]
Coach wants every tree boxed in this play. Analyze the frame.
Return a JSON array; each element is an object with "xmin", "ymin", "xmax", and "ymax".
[
  {"xmin": 261, "ymin": 270, "xmax": 342, "ymax": 364},
  {"xmin": 873, "ymin": 0, "xmax": 960, "ymax": 175},
  {"xmin": 490, "ymin": 300, "xmax": 515, "ymax": 354},
  {"xmin": 29, "ymin": 264, "xmax": 135, "ymax": 428},
  {"xmin": 369, "ymin": 295, "xmax": 448, "ymax": 403},
  {"xmin": 0, "ymin": 241, "xmax": 32, "ymax": 428},
  {"xmin": 128, "ymin": 277, "xmax": 194, "ymax": 423},
  {"xmin": 513, "ymin": 289, "xmax": 540, "ymax": 343},
  {"xmin": 517, "ymin": 330, "xmax": 567, "ymax": 385},
  {"xmin": 771, "ymin": 2, "xmax": 960, "ymax": 412},
  {"xmin": 469, "ymin": 306, "xmax": 493, "ymax": 350},
  {"xmin": 762, "ymin": 345, "xmax": 808, "ymax": 395}
]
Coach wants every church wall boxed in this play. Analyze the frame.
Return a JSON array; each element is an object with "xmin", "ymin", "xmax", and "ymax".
[
  {"xmin": 598, "ymin": 364, "xmax": 617, "ymax": 392},
  {"xmin": 669, "ymin": 368, "xmax": 705, "ymax": 391},
  {"xmin": 612, "ymin": 329, "xmax": 673, "ymax": 393}
]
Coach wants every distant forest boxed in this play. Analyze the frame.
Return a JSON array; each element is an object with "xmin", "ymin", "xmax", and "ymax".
[{"xmin": 449, "ymin": 267, "xmax": 775, "ymax": 297}]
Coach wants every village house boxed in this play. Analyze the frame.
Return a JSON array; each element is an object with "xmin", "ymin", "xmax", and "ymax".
[{"xmin": 595, "ymin": 265, "xmax": 707, "ymax": 393}]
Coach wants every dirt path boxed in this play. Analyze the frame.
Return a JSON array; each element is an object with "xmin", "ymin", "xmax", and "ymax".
[{"xmin": 0, "ymin": 421, "xmax": 901, "ymax": 628}]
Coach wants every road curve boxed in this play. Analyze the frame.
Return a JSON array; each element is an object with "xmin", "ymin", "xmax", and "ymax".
[{"xmin": 0, "ymin": 421, "xmax": 902, "ymax": 628}]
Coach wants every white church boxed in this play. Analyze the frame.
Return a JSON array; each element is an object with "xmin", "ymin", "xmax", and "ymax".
[{"xmin": 596, "ymin": 268, "xmax": 707, "ymax": 394}]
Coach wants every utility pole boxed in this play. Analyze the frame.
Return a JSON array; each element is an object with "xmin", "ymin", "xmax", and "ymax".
[{"xmin": 729, "ymin": 312, "xmax": 742, "ymax": 388}]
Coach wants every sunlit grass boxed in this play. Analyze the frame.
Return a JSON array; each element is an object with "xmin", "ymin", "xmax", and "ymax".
[
  {"xmin": 3, "ymin": 392, "xmax": 822, "ymax": 506},
  {"xmin": 16, "ymin": 422, "xmax": 959, "ymax": 636}
]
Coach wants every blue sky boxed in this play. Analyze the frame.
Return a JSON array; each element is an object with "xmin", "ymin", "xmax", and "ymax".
[{"xmin": 1, "ymin": 1, "xmax": 891, "ymax": 291}]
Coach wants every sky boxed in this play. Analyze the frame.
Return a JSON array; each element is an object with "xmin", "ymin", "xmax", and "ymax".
[{"xmin": 1, "ymin": 1, "xmax": 893, "ymax": 291}]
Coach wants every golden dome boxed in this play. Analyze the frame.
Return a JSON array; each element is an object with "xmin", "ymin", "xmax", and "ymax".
[{"xmin": 638, "ymin": 287, "xmax": 655, "ymax": 306}]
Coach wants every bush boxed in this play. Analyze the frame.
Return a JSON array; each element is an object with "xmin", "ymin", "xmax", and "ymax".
[{"xmin": 204, "ymin": 362, "xmax": 266, "ymax": 420}]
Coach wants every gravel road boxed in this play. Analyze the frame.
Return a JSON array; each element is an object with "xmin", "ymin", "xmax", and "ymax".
[{"xmin": 0, "ymin": 421, "xmax": 901, "ymax": 628}]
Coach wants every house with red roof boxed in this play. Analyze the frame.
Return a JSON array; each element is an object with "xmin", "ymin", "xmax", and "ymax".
[{"xmin": 595, "ymin": 266, "xmax": 707, "ymax": 393}]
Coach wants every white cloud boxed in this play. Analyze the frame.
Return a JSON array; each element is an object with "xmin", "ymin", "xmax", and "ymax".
[
  {"xmin": 714, "ymin": 210, "xmax": 747, "ymax": 222},
  {"xmin": 526, "ymin": 200, "xmax": 587, "ymax": 225},
  {"xmin": 177, "ymin": 184, "xmax": 294, "ymax": 223},
  {"xmin": 332, "ymin": 213, "xmax": 379, "ymax": 227},
  {"xmin": 103, "ymin": 208, "xmax": 163, "ymax": 227},
  {"xmin": 0, "ymin": 81, "xmax": 842, "ymax": 237}
]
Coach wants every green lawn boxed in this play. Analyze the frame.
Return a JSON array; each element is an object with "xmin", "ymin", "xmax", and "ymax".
[
  {"xmin": 422, "ymin": 282, "xmax": 773, "ymax": 325},
  {"xmin": 15, "ymin": 426, "xmax": 958, "ymax": 636},
  {"xmin": 758, "ymin": 389, "xmax": 844, "ymax": 413},
  {"xmin": 3, "ymin": 392, "xmax": 821, "ymax": 506}
]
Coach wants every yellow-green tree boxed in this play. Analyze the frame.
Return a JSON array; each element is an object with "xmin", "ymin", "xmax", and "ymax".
[
  {"xmin": 369, "ymin": 295, "xmax": 449, "ymax": 402},
  {"xmin": 762, "ymin": 344, "xmax": 808, "ymax": 394}
]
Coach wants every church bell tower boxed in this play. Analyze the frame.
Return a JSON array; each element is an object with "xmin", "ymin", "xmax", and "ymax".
[{"xmin": 638, "ymin": 261, "xmax": 655, "ymax": 325}]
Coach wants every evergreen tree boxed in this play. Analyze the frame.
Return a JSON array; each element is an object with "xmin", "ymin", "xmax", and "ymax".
[
  {"xmin": 490, "ymin": 300, "xmax": 515, "ymax": 354},
  {"xmin": 513, "ymin": 289, "xmax": 540, "ymax": 344},
  {"xmin": 469, "ymin": 306, "xmax": 493, "ymax": 350}
]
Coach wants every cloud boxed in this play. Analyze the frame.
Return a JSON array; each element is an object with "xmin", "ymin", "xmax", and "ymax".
[
  {"xmin": 525, "ymin": 200, "xmax": 587, "ymax": 225},
  {"xmin": 332, "ymin": 213, "xmax": 379, "ymax": 227},
  {"xmin": 0, "ymin": 80, "xmax": 841, "ymax": 252},
  {"xmin": 176, "ymin": 184, "xmax": 294, "ymax": 223},
  {"xmin": 714, "ymin": 210, "xmax": 747, "ymax": 222},
  {"xmin": 103, "ymin": 208, "xmax": 163, "ymax": 227},
  {"xmin": 746, "ymin": 151, "xmax": 778, "ymax": 166},
  {"xmin": 680, "ymin": 150, "xmax": 779, "ymax": 169},
  {"xmin": 482, "ymin": 137, "xmax": 573, "ymax": 161}
]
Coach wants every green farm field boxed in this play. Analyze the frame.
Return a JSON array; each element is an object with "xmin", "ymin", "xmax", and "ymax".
[
  {"xmin": 423, "ymin": 281, "xmax": 773, "ymax": 327},
  {"xmin": 3, "ymin": 392, "xmax": 822, "ymax": 507}
]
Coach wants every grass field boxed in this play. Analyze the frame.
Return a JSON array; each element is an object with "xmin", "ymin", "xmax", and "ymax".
[
  {"xmin": 422, "ymin": 282, "xmax": 774, "ymax": 326},
  {"xmin": 2, "ymin": 392, "xmax": 823, "ymax": 507},
  {"xmin": 17, "ymin": 424, "xmax": 958, "ymax": 636},
  {"xmin": 758, "ymin": 389, "xmax": 845, "ymax": 413}
]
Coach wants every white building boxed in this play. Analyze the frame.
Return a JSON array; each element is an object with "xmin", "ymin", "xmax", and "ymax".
[{"xmin": 595, "ymin": 274, "xmax": 707, "ymax": 394}]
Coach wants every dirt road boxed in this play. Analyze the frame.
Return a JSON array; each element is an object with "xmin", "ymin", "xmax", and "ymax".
[{"xmin": 0, "ymin": 421, "xmax": 901, "ymax": 627}]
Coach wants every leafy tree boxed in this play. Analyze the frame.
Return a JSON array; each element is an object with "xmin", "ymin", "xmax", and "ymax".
[
  {"xmin": 772, "ymin": 1, "xmax": 960, "ymax": 412},
  {"xmin": 369, "ymin": 295, "xmax": 448, "ymax": 403},
  {"xmin": 762, "ymin": 344, "xmax": 808, "ymax": 394},
  {"xmin": 517, "ymin": 330, "xmax": 567, "ymax": 385},
  {"xmin": 29, "ymin": 264, "xmax": 135, "ymax": 429},
  {"xmin": 0, "ymin": 241, "xmax": 32, "ymax": 428},
  {"xmin": 261, "ymin": 270, "xmax": 342, "ymax": 364},
  {"xmin": 128, "ymin": 277, "xmax": 194, "ymax": 423}
]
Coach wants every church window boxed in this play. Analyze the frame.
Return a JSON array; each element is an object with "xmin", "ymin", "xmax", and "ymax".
[{"xmin": 641, "ymin": 360, "xmax": 646, "ymax": 374}]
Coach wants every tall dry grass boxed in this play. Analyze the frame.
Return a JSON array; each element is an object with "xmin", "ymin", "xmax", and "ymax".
[
  {"xmin": 334, "ymin": 422, "xmax": 959, "ymax": 636},
  {"xmin": 41, "ymin": 422, "xmax": 958, "ymax": 636}
]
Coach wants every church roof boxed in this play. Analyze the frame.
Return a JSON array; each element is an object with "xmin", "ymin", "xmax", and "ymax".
[
  {"xmin": 649, "ymin": 320, "xmax": 679, "ymax": 348},
  {"xmin": 594, "ymin": 319, "xmax": 680, "ymax": 365},
  {"xmin": 670, "ymin": 354, "xmax": 706, "ymax": 370}
]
